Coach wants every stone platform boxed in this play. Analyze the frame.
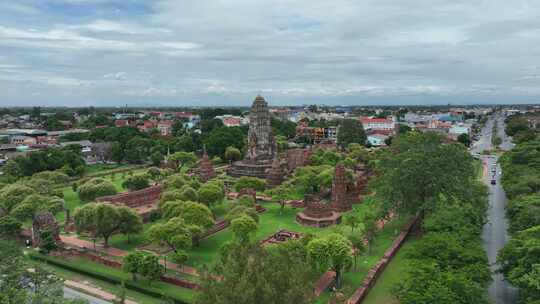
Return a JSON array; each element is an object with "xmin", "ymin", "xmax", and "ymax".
[
  {"xmin": 296, "ymin": 211, "xmax": 342, "ymax": 228},
  {"xmin": 228, "ymin": 159, "xmax": 272, "ymax": 179}
]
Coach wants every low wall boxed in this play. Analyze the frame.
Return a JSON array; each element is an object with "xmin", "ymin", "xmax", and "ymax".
[
  {"xmin": 346, "ymin": 217, "xmax": 418, "ymax": 304},
  {"xmin": 97, "ymin": 185, "xmax": 162, "ymax": 208}
]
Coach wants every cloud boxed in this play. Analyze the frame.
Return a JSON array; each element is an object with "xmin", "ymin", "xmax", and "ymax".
[{"xmin": 1, "ymin": 0, "xmax": 540, "ymax": 105}]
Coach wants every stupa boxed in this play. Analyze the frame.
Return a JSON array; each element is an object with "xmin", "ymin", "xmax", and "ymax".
[
  {"xmin": 331, "ymin": 164, "xmax": 352, "ymax": 212},
  {"xmin": 229, "ymin": 95, "xmax": 276, "ymax": 178},
  {"xmin": 266, "ymin": 157, "xmax": 284, "ymax": 188},
  {"xmin": 198, "ymin": 149, "xmax": 215, "ymax": 182}
]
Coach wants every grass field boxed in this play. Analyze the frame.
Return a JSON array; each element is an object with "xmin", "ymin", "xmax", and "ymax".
[
  {"xmin": 362, "ymin": 238, "xmax": 417, "ymax": 304},
  {"xmin": 185, "ymin": 202, "xmax": 371, "ymax": 268},
  {"xmin": 315, "ymin": 216, "xmax": 409, "ymax": 303}
]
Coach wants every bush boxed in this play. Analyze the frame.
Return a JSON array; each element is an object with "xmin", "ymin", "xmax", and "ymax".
[
  {"xmin": 122, "ymin": 174, "xmax": 150, "ymax": 191},
  {"xmin": 234, "ymin": 176, "xmax": 266, "ymax": 192},
  {"xmin": 77, "ymin": 178, "xmax": 117, "ymax": 202}
]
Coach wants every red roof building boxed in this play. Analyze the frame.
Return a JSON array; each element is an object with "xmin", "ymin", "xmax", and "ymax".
[
  {"xmin": 115, "ymin": 119, "xmax": 130, "ymax": 128},
  {"xmin": 359, "ymin": 117, "xmax": 395, "ymax": 132}
]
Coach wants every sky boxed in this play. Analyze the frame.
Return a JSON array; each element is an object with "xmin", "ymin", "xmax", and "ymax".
[{"xmin": 1, "ymin": 0, "xmax": 540, "ymax": 107}]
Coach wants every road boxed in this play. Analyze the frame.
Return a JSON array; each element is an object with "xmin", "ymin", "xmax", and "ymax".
[
  {"xmin": 64, "ymin": 286, "xmax": 111, "ymax": 304},
  {"xmin": 475, "ymin": 115, "xmax": 518, "ymax": 304}
]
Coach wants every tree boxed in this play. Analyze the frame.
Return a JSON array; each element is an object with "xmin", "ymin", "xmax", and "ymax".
[
  {"xmin": 117, "ymin": 206, "xmax": 144, "ymax": 243},
  {"xmin": 0, "ymin": 240, "xmax": 86, "ymax": 304},
  {"xmin": 373, "ymin": 132, "xmax": 475, "ymax": 222},
  {"xmin": 146, "ymin": 217, "xmax": 193, "ymax": 253},
  {"xmin": 150, "ymin": 151, "xmax": 164, "ymax": 166},
  {"xmin": 307, "ymin": 233, "xmax": 353, "ymax": 289},
  {"xmin": 506, "ymin": 194, "xmax": 540, "ymax": 233},
  {"xmin": 233, "ymin": 176, "xmax": 266, "ymax": 192},
  {"xmin": 179, "ymin": 185, "xmax": 198, "ymax": 202},
  {"xmin": 123, "ymin": 251, "xmax": 144, "ymax": 281},
  {"xmin": 39, "ymin": 229, "xmax": 58, "ymax": 254},
  {"xmin": 0, "ymin": 216, "xmax": 22, "ymax": 238},
  {"xmin": 111, "ymin": 142, "xmax": 124, "ymax": 163},
  {"xmin": 224, "ymin": 146, "xmax": 242, "ymax": 163},
  {"xmin": 169, "ymin": 151, "xmax": 197, "ymax": 172},
  {"xmin": 203, "ymin": 126, "xmax": 245, "ymax": 158},
  {"xmin": 337, "ymin": 119, "xmax": 367, "ymax": 148},
  {"xmin": 77, "ymin": 178, "xmax": 117, "ymax": 202},
  {"xmin": 122, "ymin": 174, "xmax": 150, "ymax": 191},
  {"xmin": 124, "ymin": 136, "xmax": 152, "ymax": 164},
  {"xmin": 198, "ymin": 183, "xmax": 225, "ymax": 206},
  {"xmin": 457, "ymin": 133, "xmax": 471, "ymax": 147},
  {"xmin": 195, "ymin": 241, "xmax": 315, "ymax": 304},
  {"xmin": 74, "ymin": 203, "xmax": 141, "ymax": 247},
  {"xmin": 230, "ymin": 215, "xmax": 258, "ymax": 243},
  {"xmin": 343, "ymin": 212, "xmax": 362, "ymax": 233}
]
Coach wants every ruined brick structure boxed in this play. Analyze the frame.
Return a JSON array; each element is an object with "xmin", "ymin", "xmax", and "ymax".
[
  {"xmin": 266, "ymin": 157, "xmax": 284, "ymax": 188},
  {"xmin": 296, "ymin": 195, "xmax": 342, "ymax": 228},
  {"xmin": 32, "ymin": 211, "xmax": 60, "ymax": 247},
  {"xmin": 229, "ymin": 96, "xmax": 276, "ymax": 178},
  {"xmin": 198, "ymin": 150, "xmax": 215, "ymax": 182},
  {"xmin": 96, "ymin": 185, "xmax": 162, "ymax": 220},
  {"xmin": 287, "ymin": 148, "xmax": 312, "ymax": 172},
  {"xmin": 97, "ymin": 185, "xmax": 162, "ymax": 208},
  {"xmin": 331, "ymin": 164, "xmax": 352, "ymax": 212}
]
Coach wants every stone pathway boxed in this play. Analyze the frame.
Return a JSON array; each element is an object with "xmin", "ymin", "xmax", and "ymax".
[
  {"xmin": 65, "ymin": 280, "xmax": 138, "ymax": 304},
  {"xmin": 60, "ymin": 235, "xmax": 199, "ymax": 276}
]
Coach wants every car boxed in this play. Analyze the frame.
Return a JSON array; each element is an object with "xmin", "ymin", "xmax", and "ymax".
[{"xmin": 491, "ymin": 179, "xmax": 496, "ymax": 185}]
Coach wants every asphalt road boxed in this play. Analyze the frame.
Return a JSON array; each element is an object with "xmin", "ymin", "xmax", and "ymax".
[
  {"xmin": 477, "ymin": 115, "xmax": 519, "ymax": 304},
  {"xmin": 64, "ymin": 286, "xmax": 111, "ymax": 304}
]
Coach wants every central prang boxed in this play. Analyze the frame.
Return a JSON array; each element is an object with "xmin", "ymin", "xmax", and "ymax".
[{"xmin": 228, "ymin": 95, "xmax": 276, "ymax": 178}]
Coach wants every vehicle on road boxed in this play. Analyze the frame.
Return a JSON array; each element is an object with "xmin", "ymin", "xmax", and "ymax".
[{"xmin": 491, "ymin": 179, "xmax": 496, "ymax": 185}]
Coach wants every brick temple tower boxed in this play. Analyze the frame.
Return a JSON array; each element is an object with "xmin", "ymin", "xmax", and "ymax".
[{"xmin": 331, "ymin": 164, "xmax": 352, "ymax": 212}]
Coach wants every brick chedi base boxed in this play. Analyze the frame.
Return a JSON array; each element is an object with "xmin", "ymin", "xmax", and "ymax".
[{"xmin": 296, "ymin": 196, "xmax": 342, "ymax": 228}]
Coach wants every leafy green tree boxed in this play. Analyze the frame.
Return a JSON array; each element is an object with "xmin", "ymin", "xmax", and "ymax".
[
  {"xmin": 117, "ymin": 206, "xmax": 144, "ymax": 243},
  {"xmin": 337, "ymin": 119, "xmax": 367, "ymax": 148},
  {"xmin": 169, "ymin": 151, "xmax": 197, "ymax": 171},
  {"xmin": 77, "ymin": 178, "xmax": 117, "ymax": 202},
  {"xmin": 230, "ymin": 215, "xmax": 258, "ymax": 243},
  {"xmin": 0, "ymin": 241, "xmax": 86, "ymax": 304},
  {"xmin": 0, "ymin": 216, "xmax": 22, "ymax": 238},
  {"xmin": 124, "ymin": 136, "xmax": 153, "ymax": 164},
  {"xmin": 225, "ymin": 205, "xmax": 259, "ymax": 223},
  {"xmin": 146, "ymin": 217, "xmax": 193, "ymax": 253},
  {"xmin": 38, "ymin": 229, "xmax": 58, "ymax": 254},
  {"xmin": 307, "ymin": 233, "xmax": 353, "ymax": 289},
  {"xmin": 457, "ymin": 133, "xmax": 471, "ymax": 147},
  {"xmin": 111, "ymin": 142, "xmax": 124, "ymax": 163},
  {"xmin": 195, "ymin": 241, "xmax": 315, "ymax": 304},
  {"xmin": 0, "ymin": 184, "xmax": 36, "ymax": 213},
  {"xmin": 343, "ymin": 212, "xmax": 362, "ymax": 233},
  {"xmin": 122, "ymin": 174, "xmax": 150, "ymax": 191},
  {"xmin": 203, "ymin": 126, "xmax": 245, "ymax": 158},
  {"xmin": 150, "ymin": 151, "xmax": 164, "ymax": 166},
  {"xmin": 506, "ymin": 194, "xmax": 540, "ymax": 233},
  {"xmin": 198, "ymin": 183, "xmax": 225, "ymax": 206},
  {"xmin": 233, "ymin": 176, "xmax": 266, "ymax": 192},
  {"xmin": 74, "ymin": 203, "xmax": 142, "ymax": 247},
  {"xmin": 123, "ymin": 251, "xmax": 145, "ymax": 281},
  {"xmin": 224, "ymin": 146, "xmax": 242, "ymax": 163},
  {"xmin": 179, "ymin": 185, "xmax": 198, "ymax": 202},
  {"xmin": 373, "ymin": 132, "xmax": 475, "ymax": 221}
]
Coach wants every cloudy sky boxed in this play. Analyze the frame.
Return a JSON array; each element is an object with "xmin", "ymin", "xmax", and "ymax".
[{"xmin": 1, "ymin": 0, "xmax": 540, "ymax": 106}]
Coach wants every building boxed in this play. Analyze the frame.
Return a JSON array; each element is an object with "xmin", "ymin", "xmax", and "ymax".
[
  {"xmin": 114, "ymin": 119, "xmax": 130, "ymax": 127},
  {"xmin": 360, "ymin": 117, "xmax": 395, "ymax": 132},
  {"xmin": 10, "ymin": 135, "xmax": 36, "ymax": 146},
  {"xmin": 216, "ymin": 115, "xmax": 248, "ymax": 127},
  {"xmin": 157, "ymin": 120, "xmax": 174, "ymax": 136}
]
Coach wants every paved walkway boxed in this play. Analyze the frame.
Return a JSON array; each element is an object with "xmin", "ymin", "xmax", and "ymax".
[
  {"xmin": 60, "ymin": 235, "xmax": 199, "ymax": 276},
  {"xmin": 65, "ymin": 280, "xmax": 138, "ymax": 304}
]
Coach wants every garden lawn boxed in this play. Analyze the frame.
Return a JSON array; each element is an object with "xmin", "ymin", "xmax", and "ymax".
[
  {"xmin": 362, "ymin": 238, "xmax": 417, "ymax": 304},
  {"xmin": 315, "ymin": 216, "xmax": 410, "ymax": 304},
  {"xmin": 185, "ymin": 202, "xmax": 371, "ymax": 269}
]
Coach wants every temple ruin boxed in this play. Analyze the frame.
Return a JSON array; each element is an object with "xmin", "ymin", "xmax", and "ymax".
[{"xmin": 228, "ymin": 95, "xmax": 276, "ymax": 178}]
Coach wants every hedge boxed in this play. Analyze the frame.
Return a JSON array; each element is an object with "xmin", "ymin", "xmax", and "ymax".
[{"xmin": 28, "ymin": 252, "xmax": 191, "ymax": 303}]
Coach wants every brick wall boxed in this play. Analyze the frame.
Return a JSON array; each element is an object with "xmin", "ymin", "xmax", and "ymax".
[
  {"xmin": 346, "ymin": 217, "xmax": 419, "ymax": 304},
  {"xmin": 97, "ymin": 185, "xmax": 162, "ymax": 208}
]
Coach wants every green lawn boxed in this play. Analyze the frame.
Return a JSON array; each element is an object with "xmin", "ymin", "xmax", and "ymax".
[
  {"xmin": 185, "ymin": 203, "xmax": 371, "ymax": 269},
  {"xmin": 315, "ymin": 216, "xmax": 410, "ymax": 303},
  {"xmin": 362, "ymin": 238, "xmax": 417, "ymax": 304}
]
